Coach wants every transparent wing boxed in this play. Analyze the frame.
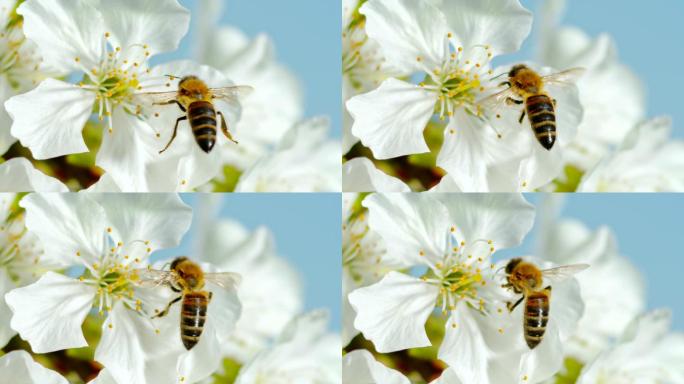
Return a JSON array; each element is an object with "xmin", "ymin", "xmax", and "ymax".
[
  {"xmin": 478, "ymin": 87, "xmax": 518, "ymax": 111},
  {"xmin": 130, "ymin": 268, "xmax": 178, "ymax": 287},
  {"xmin": 542, "ymin": 67, "xmax": 586, "ymax": 87},
  {"xmin": 204, "ymin": 272, "xmax": 242, "ymax": 291},
  {"xmin": 210, "ymin": 85, "xmax": 254, "ymax": 102},
  {"xmin": 541, "ymin": 264, "xmax": 589, "ymax": 285},
  {"xmin": 134, "ymin": 90, "xmax": 179, "ymax": 105}
]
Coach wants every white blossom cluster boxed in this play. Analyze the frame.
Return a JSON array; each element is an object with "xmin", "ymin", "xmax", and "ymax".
[
  {"xmin": 0, "ymin": 193, "xmax": 340, "ymax": 383},
  {"xmin": 342, "ymin": 193, "xmax": 684, "ymax": 383},
  {"xmin": 0, "ymin": 0, "xmax": 340, "ymax": 192},
  {"xmin": 342, "ymin": 0, "xmax": 684, "ymax": 192}
]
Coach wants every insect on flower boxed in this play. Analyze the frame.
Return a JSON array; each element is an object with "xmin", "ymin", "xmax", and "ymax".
[
  {"xmin": 133, "ymin": 256, "xmax": 241, "ymax": 350},
  {"xmin": 502, "ymin": 258, "xmax": 589, "ymax": 348},
  {"xmin": 480, "ymin": 65, "xmax": 585, "ymax": 150},
  {"xmin": 136, "ymin": 75, "xmax": 253, "ymax": 153}
]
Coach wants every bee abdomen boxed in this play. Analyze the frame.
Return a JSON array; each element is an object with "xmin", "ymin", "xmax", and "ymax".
[
  {"xmin": 180, "ymin": 292, "xmax": 209, "ymax": 350},
  {"xmin": 523, "ymin": 293, "xmax": 549, "ymax": 349},
  {"xmin": 187, "ymin": 101, "xmax": 217, "ymax": 153},
  {"xmin": 525, "ymin": 94, "xmax": 556, "ymax": 150}
]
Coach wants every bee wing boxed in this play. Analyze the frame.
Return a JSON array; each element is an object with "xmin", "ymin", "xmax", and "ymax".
[
  {"xmin": 209, "ymin": 85, "xmax": 254, "ymax": 102},
  {"xmin": 541, "ymin": 264, "xmax": 589, "ymax": 285},
  {"xmin": 130, "ymin": 268, "xmax": 177, "ymax": 288},
  {"xmin": 204, "ymin": 272, "xmax": 242, "ymax": 291},
  {"xmin": 477, "ymin": 87, "xmax": 518, "ymax": 111},
  {"xmin": 542, "ymin": 67, "xmax": 586, "ymax": 87},
  {"xmin": 134, "ymin": 90, "xmax": 179, "ymax": 106}
]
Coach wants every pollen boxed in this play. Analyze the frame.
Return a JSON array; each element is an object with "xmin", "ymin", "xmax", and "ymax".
[
  {"xmin": 155, "ymin": 329, "xmax": 160, "ymax": 334},
  {"xmin": 498, "ymin": 328, "xmax": 504, "ymax": 334},
  {"xmin": 107, "ymin": 227, "xmax": 112, "ymax": 233},
  {"xmin": 416, "ymin": 56, "xmax": 422, "ymax": 62},
  {"xmin": 74, "ymin": 57, "xmax": 80, "ymax": 62},
  {"xmin": 108, "ymin": 324, "xmax": 113, "ymax": 329},
  {"xmin": 104, "ymin": 32, "xmax": 110, "ymax": 38},
  {"xmin": 419, "ymin": 250, "xmax": 425, "ymax": 256}
]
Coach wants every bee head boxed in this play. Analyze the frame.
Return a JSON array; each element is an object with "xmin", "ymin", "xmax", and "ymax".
[
  {"xmin": 178, "ymin": 75, "xmax": 199, "ymax": 87},
  {"xmin": 505, "ymin": 258, "xmax": 522, "ymax": 274},
  {"xmin": 170, "ymin": 256, "xmax": 189, "ymax": 271},
  {"xmin": 508, "ymin": 64, "xmax": 528, "ymax": 78}
]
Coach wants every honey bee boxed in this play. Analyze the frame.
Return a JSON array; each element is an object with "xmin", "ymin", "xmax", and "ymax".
[
  {"xmin": 481, "ymin": 65, "xmax": 585, "ymax": 150},
  {"xmin": 503, "ymin": 258, "xmax": 588, "ymax": 349},
  {"xmin": 135, "ymin": 256, "xmax": 241, "ymax": 350},
  {"xmin": 137, "ymin": 76, "xmax": 253, "ymax": 153}
]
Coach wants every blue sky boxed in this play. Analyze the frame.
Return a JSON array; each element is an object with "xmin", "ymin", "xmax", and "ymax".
[
  {"xmin": 152, "ymin": 193, "xmax": 342, "ymax": 330},
  {"xmin": 498, "ymin": 194, "xmax": 684, "ymax": 331},
  {"xmin": 154, "ymin": 0, "xmax": 341, "ymax": 137}
]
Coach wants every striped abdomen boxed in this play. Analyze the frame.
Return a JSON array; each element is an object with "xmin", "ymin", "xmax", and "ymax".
[
  {"xmin": 525, "ymin": 94, "xmax": 556, "ymax": 150},
  {"xmin": 180, "ymin": 292, "xmax": 209, "ymax": 350},
  {"xmin": 523, "ymin": 291, "xmax": 550, "ymax": 349},
  {"xmin": 187, "ymin": 100, "xmax": 217, "ymax": 153}
]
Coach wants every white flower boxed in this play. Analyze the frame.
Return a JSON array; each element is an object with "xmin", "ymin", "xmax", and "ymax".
[
  {"xmin": 342, "ymin": 0, "xmax": 405, "ymax": 154},
  {"xmin": 577, "ymin": 310, "xmax": 684, "ymax": 384},
  {"xmin": 0, "ymin": 350, "xmax": 68, "ymax": 384},
  {"xmin": 4, "ymin": 0, "xmax": 242, "ymax": 191},
  {"xmin": 0, "ymin": 157, "xmax": 67, "ymax": 191},
  {"xmin": 579, "ymin": 117, "xmax": 684, "ymax": 192},
  {"xmin": 199, "ymin": 24, "xmax": 304, "ymax": 170},
  {"xmin": 346, "ymin": 0, "xmax": 581, "ymax": 191},
  {"xmin": 235, "ymin": 117, "xmax": 341, "ymax": 192},
  {"xmin": 235, "ymin": 310, "xmax": 341, "ymax": 384},
  {"xmin": 0, "ymin": 192, "xmax": 46, "ymax": 348},
  {"xmin": 194, "ymin": 217, "xmax": 303, "ymax": 362},
  {"xmin": 342, "ymin": 193, "xmax": 404, "ymax": 346},
  {"xmin": 0, "ymin": 0, "xmax": 49, "ymax": 155},
  {"xmin": 343, "ymin": 349, "xmax": 409, "ymax": 384},
  {"xmin": 342, "ymin": 157, "xmax": 410, "ymax": 192},
  {"xmin": 538, "ymin": 4, "xmax": 645, "ymax": 172},
  {"xmin": 537, "ymin": 197, "xmax": 645, "ymax": 360},
  {"xmin": 348, "ymin": 193, "xmax": 583, "ymax": 383},
  {"xmin": 4, "ymin": 194, "xmax": 240, "ymax": 384}
]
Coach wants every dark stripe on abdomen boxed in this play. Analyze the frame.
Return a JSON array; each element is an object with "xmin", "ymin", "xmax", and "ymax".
[
  {"xmin": 187, "ymin": 101, "xmax": 218, "ymax": 153},
  {"xmin": 180, "ymin": 293, "xmax": 208, "ymax": 350},
  {"xmin": 523, "ymin": 293, "xmax": 549, "ymax": 349}
]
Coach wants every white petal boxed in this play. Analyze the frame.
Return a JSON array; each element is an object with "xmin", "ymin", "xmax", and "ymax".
[
  {"xmin": 87, "ymin": 369, "xmax": 117, "ymax": 384},
  {"xmin": 6, "ymin": 79, "xmax": 94, "ymax": 159},
  {"xmin": 0, "ymin": 350, "xmax": 68, "ymax": 384},
  {"xmin": 4, "ymin": 272, "xmax": 96, "ymax": 353},
  {"xmin": 95, "ymin": 302, "xmax": 180, "ymax": 384},
  {"xmin": 18, "ymin": 0, "xmax": 104, "ymax": 73},
  {"xmin": 430, "ymin": 368, "xmax": 463, "ymax": 384},
  {"xmin": 348, "ymin": 272, "xmax": 439, "ymax": 352},
  {"xmin": 343, "ymin": 350, "xmax": 409, "ymax": 384},
  {"xmin": 20, "ymin": 193, "xmax": 106, "ymax": 267},
  {"xmin": 360, "ymin": 0, "xmax": 448, "ymax": 73},
  {"xmin": 347, "ymin": 78, "xmax": 436, "ymax": 159},
  {"xmin": 96, "ymin": 109, "xmax": 159, "ymax": 192},
  {"xmin": 0, "ymin": 269, "xmax": 17, "ymax": 348},
  {"xmin": 440, "ymin": 0, "xmax": 533, "ymax": 56},
  {"xmin": 343, "ymin": 157, "xmax": 410, "ymax": 192},
  {"xmin": 363, "ymin": 193, "xmax": 449, "ymax": 267},
  {"xmin": 0, "ymin": 77, "xmax": 17, "ymax": 155},
  {"xmin": 92, "ymin": 193, "xmax": 192, "ymax": 254},
  {"xmin": 0, "ymin": 158, "xmax": 68, "ymax": 192},
  {"xmin": 434, "ymin": 193, "xmax": 535, "ymax": 250},
  {"xmin": 95, "ymin": 0, "xmax": 190, "ymax": 57},
  {"xmin": 437, "ymin": 110, "xmax": 523, "ymax": 192},
  {"xmin": 85, "ymin": 173, "xmax": 122, "ymax": 192}
]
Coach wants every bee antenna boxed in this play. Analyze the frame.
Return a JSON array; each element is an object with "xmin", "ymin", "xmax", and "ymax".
[
  {"xmin": 490, "ymin": 72, "xmax": 508, "ymax": 80},
  {"xmin": 163, "ymin": 74, "xmax": 179, "ymax": 80}
]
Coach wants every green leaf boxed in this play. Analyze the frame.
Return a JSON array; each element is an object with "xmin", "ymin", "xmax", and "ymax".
[
  {"xmin": 554, "ymin": 357, "xmax": 584, "ymax": 384},
  {"xmin": 212, "ymin": 165, "xmax": 242, "ymax": 192},
  {"xmin": 552, "ymin": 165, "xmax": 584, "ymax": 192},
  {"xmin": 211, "ymin": 357, "xmax": 242, "ymax": 384}
]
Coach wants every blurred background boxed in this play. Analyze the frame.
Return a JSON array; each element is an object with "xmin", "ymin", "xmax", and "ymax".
[
  {"xmin": 154, "ymin": 193, "xmax": 342, "ymax": 330},
  {"xmin": 163, "ymin": 0, "xmax": 342, "ymax": 137},
  {"xmin": 514, "ymin": 0, "xmax": 684, "ymax": 137},
  {"xmin": 499, "ymin": 194, "xmax": 684, "ymax": 331}
]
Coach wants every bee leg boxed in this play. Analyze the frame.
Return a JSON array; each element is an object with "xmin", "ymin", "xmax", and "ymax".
[
  {"xmin": 217, "ymin": 111, "xmax": 238, "ymax": 144},
  {"xmin": 506, "ymin": 97, "xmax": 523, "ymax": 105},
  {"xmin": 157, "ymin": 99, "xmax": 186, "ymax": 112},
  {"xmin": 518, "ymin": 110, "xmax": 526, "ymax": 124},
  {"xmin": 498, "ymin": 81, "xmax": 511, "ymax": 88},
  {"xmin": 552, "ymin": 98, "xmax": 557, "ymax": 107},
  {"xmin": 159, "ymin": 115, "xmax": 187, "ymax": 154},
  {"xmin": 152, "ymin": 296, "xmax": 181, "ymax": 318},
  {"xmin": 507, "ymin": 296, "xmax": 524, "ymax": 312}
]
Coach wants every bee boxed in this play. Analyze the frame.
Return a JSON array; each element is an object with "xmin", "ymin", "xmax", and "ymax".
[
  {"xmin": 503, "ymin": 258, "xmax": 588, "ymax": 349},
  {"xmin": 137, "ymin": 76, "xmax": 253, "ymax": 154},
  {"xmin": 480, "ymin": 65, "xmax": 584, "ymax": 150},
  {"xmin": 135, "ymin": 256, "xmax": 241, "ymax": 350}
]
